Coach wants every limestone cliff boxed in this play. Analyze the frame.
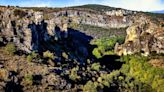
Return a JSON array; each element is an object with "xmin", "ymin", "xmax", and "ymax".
[
  {"xmin": 0, "ymin": 6, "xmax": 163, "ymax": 56},
  {"xmin": 52, "ymin": 9, "xmax": 134, "ymax": 28},
  {"xmin": 0, "ymin": 7, "xmax": 68, "ymax": 53},
  {"xmin": 115, "ymin": 14, "xmax": 164, "ymax": 56}
]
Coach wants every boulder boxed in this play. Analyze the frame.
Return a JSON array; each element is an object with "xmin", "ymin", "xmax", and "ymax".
[{"xmin": 115, "ymin": 18, "xmax": 164, "ymax": 56}]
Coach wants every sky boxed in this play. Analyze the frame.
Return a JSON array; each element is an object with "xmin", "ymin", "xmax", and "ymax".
[{"xmin": 0, "ymin": 0, "xmax": 164, "ymax": 11}]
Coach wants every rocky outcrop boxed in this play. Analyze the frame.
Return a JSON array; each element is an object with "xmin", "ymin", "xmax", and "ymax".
[
  {"xmin": 149, "ymin": 58, "xmax": 164, "ymax": 68},
  {"xmin": 0, "ymin": 6, "xmax": 134, "ymax": 54},
  {"xmin": 0, "ymin": 6, "xmax": 163, "ymax": 56},
  {"xmin": 115, "ymin": 15, "xmax": 164, "ymax": 56},
  {"xmin": 0, "ymin": 7, "xmax": 69, "ymax": 53},
  {"xmin": 105, "ymin": 9, "xmax": 136, "ymax": 16},
  {"xmin": 52, "ymin": 10, "xmax": 134, "ymax": 28}
]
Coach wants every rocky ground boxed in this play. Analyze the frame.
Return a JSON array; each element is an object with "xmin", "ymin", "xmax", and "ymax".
[
  {"xmin": 0, "ymin": 47, "xmax": 80, "ymax": 92},
  {"xmin": 0, "ymin": 45, "xmax": 119, "ymax": 92}
]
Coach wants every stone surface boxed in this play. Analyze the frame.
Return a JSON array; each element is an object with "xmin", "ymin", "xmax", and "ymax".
[
  {"xmin": 115, "ymin": 15, "xmax": 164, "ymax": 56},
  {"xmin": 0, "ymin": 6, "xmax": 163, "ymax": 56}
]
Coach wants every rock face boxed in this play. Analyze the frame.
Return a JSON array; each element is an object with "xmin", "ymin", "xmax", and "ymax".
[
  {"xmin": 105, "ymin": 9, "xmax": 136, "ymax": 16},
  {"xmin": 0, "ymin": 6, "xmax": 163, "ymax": 56},
  {"xmin": 53, "ymin": 9, "xmax": 134, "ymax": 28},
  {"xmin": 0, "ymin": 7, "xmax": 69, "ymax": 53},
  {"xmin": 0, "ymin": 6, "xmax": 135, "ymax": 53},
  {"xmin": 115, "ymin": 15, "xmax": 164, "ymax": 56}
]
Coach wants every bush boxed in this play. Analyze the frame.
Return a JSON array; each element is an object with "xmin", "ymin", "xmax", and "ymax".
[
  {"xmin": 100, "ymin": 70, "xmax": 120, "ymax": 87},
  {"xmin": 69, "ymin": 67, "xmax": 80, "ymax": 81},
  {"xmin": 23, "ymin": 74, "xmax": 33, "ymax": 86},
  {"xmin": 83, "ymin": 81, "xmax": 97, "ymax": 92},
  {"xmin": 91, "ymin": 63, "xmax": 101, "ymax": 71},
  {"xmin": 92, "ymin": 48, "xmax": 102, "ymax": 58},
  {"xmin": 120, "ymin": 55, "xmax": 164, "ymax": 92},
  {"xmin": 43, "ymin": 51, "xmax": 55, "ymax": 60},
  {"xmin": 5, "ymin": 43, "xmax": 16, "ymax": 55},
  {"xmin": 68, "ymin": 22, "xmax": 79, "ymax": 29},
  {"xmin": 104, "ymin": 50, "xmax": 115, "ymax": 55},
  {"xmin": 117, "ymin": 36, "xmax": 125, "ymax": 44},
  {"xmin": 91, "ymin": 36, "xmax": 125, "ymax": 58},
  {"xmin": 27, "ymin": 55, "xmax": 33, "ymax": 62},
  {"xmin": 27, "ymin": 51, "xmax": 38, "ymax": 62},
  {"xmin": 91, "ymin": 36, "xmax": 125, "ymax": 50}
]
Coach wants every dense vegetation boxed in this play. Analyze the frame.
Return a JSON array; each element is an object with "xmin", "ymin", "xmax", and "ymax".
[
  {"xmin": 5, "ymin": 43, "xmax": 17, "ymax": 55},
  {"xmin": 119, "ymin": 55, "xmax": 164, "ymax": 92},
  {"xmin": 76, "ymin": 24, "xmax": 127, "ymax": 39},
  {"xmin": 85, "ymin": 38, "xmax": 164, "ymax": 92},
  {"xmin": 91, "ymin": 36, "xmax": 125, "ymax": 58}
]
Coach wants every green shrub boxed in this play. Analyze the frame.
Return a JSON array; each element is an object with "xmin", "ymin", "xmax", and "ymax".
[
  {"xmin": 23, "ymin": 74, "xmax": 33, "ymax": 85},
  {"xmin": 27, "ymin": 51, "xmax": 38, "ymax": 62},
  {"xmin": 83, "ymin": 81, "xmax": 97, "ymax": 92},
  {"xmin": 91, "ymin": 36, "xmax": 125, "ymax": 50},
  {"xmin": 120, "ymin": 55, "xmax": 164, "ymax": 92},
  {"xmin": 31, "ymin": 51, "xmax": 37, "ymax": 57},
  {"xmin": 27, "ymin": 55, "xmax": 33, "ymax": 62},
  {"xmin": 100, "ymin": 70, "xmax": 120, "ymax": 87},
  {"xmin": 104, "ymin": 50, "xmax": 115, "ymax": 55},
  {"xmin": 91, "ymin": 36, "xmax": 125, "ymax": 58},
  {"xmin": 69, "ymin": 67, "xmax": 80, "ymax": 81},
  {"xmin": 5, "ymin": 43, "xmax": 16, "ymax": 55},
  {"xmin": 43, "ymin": 51, "xmax": 54, "ymax": 60},
  {"xmin": 91, "ymin": 63, "xmax": 101, "ymax": 71},
  {"xmin": 117, "ymin": 36, "xmax": 125, "ymax": 44},
  {"xmin": 92, "ymin": 48, "xmax": 102, "ymax": 58},
  {"xmin": 68, "ymin": 22, "xmax": 79, "ymax": 29},
  {"xmin": 78, "ymin": 24, "xmax": 127, "ymax": 39}
]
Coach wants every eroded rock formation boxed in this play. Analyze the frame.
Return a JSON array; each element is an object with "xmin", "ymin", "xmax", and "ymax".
[
  {"xmin": 53, "ymin": 9, "xmax": 134, "ymax": 28},
  {"xmin": 115, "ymin": 15, "xmax": 164, "ymax": 56},
  {"xmin": 0, "ymin": 7, "xmax": 69, "ymax": 53},
  {"xmin": 0, "ymin": 6, "xmax": 163, "ymax": 56}
]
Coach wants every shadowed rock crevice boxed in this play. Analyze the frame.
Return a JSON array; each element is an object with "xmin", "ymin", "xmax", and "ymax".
[
  {"xmin": 5, "ymin": 71, "xmax": 23, "ymax": 92},
  {"xmin": 26, "ymin": 18, "xmax": 95, "ymax": 63},
  {"xmin": 5, "ymin": 81, "xmax": 23, "ymax": 92},
  {"xmin": 28, "ymin": 20, "xmax": 49, "ymax": 52}
]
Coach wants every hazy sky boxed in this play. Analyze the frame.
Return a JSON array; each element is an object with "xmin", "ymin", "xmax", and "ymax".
[{"xmin": 0, "ymin": 0, "xmax": 164, "ymax": 11}]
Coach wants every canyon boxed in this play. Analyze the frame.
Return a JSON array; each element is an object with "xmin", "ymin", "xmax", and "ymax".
[{"xmin": 0, "ymin": 4, "xmax": 164, "ymax": 92}]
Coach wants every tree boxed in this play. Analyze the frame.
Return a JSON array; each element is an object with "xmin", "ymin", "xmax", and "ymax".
[
  {"xmin": 91, "ymin": 36, "xmax": 124, "ymax": 58},
  {"xmin": 83, "ymin": 81, "xmax": 97, "ymax": 92},
  {"xmin": 43, "ymin": 51, "xmax": 55, "ymax": 60},
  {"xmin": 27, "ymin": 51, "xmax": 38, "ymax": 62},
  {"xmin": 92, "ymin": 48, "xmax": 102, "ymax": 58},
  {"xmin": 91, "ymin": 63, "xmax": 101, "ymax": 71},
  {"xmin": 5, "ymin": 43, "xmax": 16, "ymax": 55}
]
